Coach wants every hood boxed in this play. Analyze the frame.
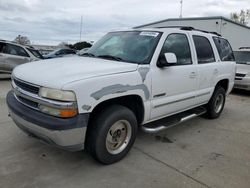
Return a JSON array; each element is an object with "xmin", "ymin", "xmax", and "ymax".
[
  {"xmin": 13, "ymin": 56, "xmax": 138, "ymax": 89},
  {"xmin": 236, "ymin": 63, "xmax": 250, "ymax": 74}
]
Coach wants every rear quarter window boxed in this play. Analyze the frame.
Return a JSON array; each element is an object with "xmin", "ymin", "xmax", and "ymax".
[{"xmin": 213, "ymin": 37, "xmax": 235, "ymax": 61}]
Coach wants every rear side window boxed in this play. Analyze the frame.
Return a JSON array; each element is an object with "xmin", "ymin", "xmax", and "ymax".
[
  {"xmin": 193, "ymin": 35, "xmax": 215, "ymax": 64},
  {"xmin": 160, "ymin": 33, "xmax": 192, "ymax": 65},
  {"xmin": 3, "ymin": 44, "xmax": 29, "ymax": 57},
  {"xmin": 213, "ymin": 37, "xmax": 235, "ymax": 61},
  {"xmin": 0, "ymin": 42, "xmax": 5, "ymax": 53}
]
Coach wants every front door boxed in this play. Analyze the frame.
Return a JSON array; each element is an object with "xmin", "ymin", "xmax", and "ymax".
[{"xmin": 150, "ymin": 33, "xmax": 198, "ymax": 120}]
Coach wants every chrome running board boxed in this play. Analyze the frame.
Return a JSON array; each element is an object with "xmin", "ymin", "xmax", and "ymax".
[{"xmin": 141, "ymin": 106, "xmax": 207, "ymax": 134}]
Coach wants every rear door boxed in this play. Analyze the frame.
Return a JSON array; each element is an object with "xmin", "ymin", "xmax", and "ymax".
[
  {"xmin": 191, "ymin": 35, "xmax": 219, "ymax": 105},
  {"xmin": 3, "ymin": 43, "xmax": 31, "ymax": 71}
]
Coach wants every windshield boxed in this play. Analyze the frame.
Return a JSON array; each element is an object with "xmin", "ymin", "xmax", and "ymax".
[
  {"xmin": 86, "ymin": 31, "xmax": 162, "ymax": 64},
  {"xmin": 27, "ymin": 48, "xmax": 43, "ymax": 59},
  {"xmin": 234, "ymin": 51, "xmax": 250, "ymax": 64}
]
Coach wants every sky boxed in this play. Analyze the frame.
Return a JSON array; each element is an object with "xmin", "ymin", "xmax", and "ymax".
[{"xmin": 0, "ymin": 0, "xmax": 249, "ymax": 45}]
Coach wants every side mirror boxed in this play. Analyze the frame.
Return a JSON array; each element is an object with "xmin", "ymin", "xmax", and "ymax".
[
  {"xmin": 157, "ymin": 53, "xmax": 177, "ymax": 68},
  {"xmin": 164, "ymin": 53, "xmax": 177, "ymax": 64}
]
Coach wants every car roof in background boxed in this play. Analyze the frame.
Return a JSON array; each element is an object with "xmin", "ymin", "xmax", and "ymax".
[{"xmin": 0, "ymin": 39, "xmax": 37, "ymax": 50}]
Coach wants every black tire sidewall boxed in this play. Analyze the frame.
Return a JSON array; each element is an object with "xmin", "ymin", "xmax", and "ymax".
[
  {"xmin": 88, "ymin": 105, "xmax": 137, "ymax": 164},
  {"xmin": 207, "ymin": 87, "xmax": 226, "ymax": 119}
]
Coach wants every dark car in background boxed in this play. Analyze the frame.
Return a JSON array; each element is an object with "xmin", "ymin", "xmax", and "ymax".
[{"xmin": 43, "ymin": 48, "xmax": 76, "ymax": 59}]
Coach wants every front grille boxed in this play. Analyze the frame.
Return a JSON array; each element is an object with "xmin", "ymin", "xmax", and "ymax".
[
  {"xmin": 17, "ymin": 96, "xmax": 39, "ymax": 109},
  {"xmin": 14, "ymin": 79, "xmax": 39, "ymax": 94},
  {"xmin": 236, "ymin": 73, "xmax": 246, "ymax": 78}
]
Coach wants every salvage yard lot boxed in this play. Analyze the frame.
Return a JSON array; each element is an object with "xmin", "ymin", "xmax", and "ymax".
[{"xmin": 0, "ymin": 79, "xmax": 250, "ymax": 188}]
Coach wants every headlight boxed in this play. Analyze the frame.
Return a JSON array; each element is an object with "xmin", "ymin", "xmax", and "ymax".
[
  {"xmin": 39, "ymin": 87, "xmax": 76, "ymax": 101},
  {"xmin": 38, "ymin": 87, "xmax": 78, "ymax": 118},
  {"xmin": 39, "ymin": 105, "xmax": 78, "ymax": 118}
]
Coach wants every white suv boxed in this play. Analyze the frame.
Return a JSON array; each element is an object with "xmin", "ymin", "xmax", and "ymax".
[
  {"xmin": 0, "ymin": 40, "xmax": 43, "ymax": 74},
  {"xmin": 7, "ymin": 27, "xmax": 236, "ymax": 164},
  {"xmin": 234, "ymin": 48, "xmax": 250, "ymax": 91}
]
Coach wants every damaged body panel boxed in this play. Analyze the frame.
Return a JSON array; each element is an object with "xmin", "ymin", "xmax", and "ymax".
[{"xmin": 91, "ymin": 84, "xmax": 150, "ymax": 101}]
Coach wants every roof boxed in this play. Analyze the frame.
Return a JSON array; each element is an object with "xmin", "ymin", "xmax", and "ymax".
[{"xmin": 134, "ymin": 16, "xmax": 250, "ymax": 30}]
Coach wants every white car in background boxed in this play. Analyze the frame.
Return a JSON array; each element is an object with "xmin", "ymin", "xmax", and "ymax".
[
  {"xmin": 0, "ymin": 40, "xmax": 43, "ymax": 74},
  {"xmin": 234, "ymin": 47, "xmax": 250, "ymax": 91}
]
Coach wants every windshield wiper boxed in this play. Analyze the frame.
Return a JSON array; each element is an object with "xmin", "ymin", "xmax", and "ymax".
[
  {"xmin": 97, "ymin": 55, "xmax": 123, "ymax": 61},
  {"xmin": 81, "ymin": 53, "xmax": 96, "ymax": 57}
]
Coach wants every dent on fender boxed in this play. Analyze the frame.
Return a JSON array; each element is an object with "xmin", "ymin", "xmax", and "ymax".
[{"xmin": 90, "ymin": 84, "xmax": 150, "ymax": 100}]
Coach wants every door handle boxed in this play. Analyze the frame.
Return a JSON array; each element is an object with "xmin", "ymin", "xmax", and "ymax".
[{"xmin": 189, "ymin": 72, "xmax": 196, "ymax": 78}]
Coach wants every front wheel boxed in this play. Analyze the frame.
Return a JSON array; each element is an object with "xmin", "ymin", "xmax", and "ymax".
[
  {"xmin": 86, "ymin": 105, "xmax": 137, "ymax": 164},
  {"xmin": 205, "ymin": 86, "xmax": 226, "ymax": 119}
]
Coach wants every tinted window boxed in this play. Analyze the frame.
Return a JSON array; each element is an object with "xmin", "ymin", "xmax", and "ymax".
[
  {"xmin": 234, "ymin": 51, "xmax": 250, "ymax": 64},
  {"xmin": 160, "ymin": 33, "xmax": 192, "ymax": 65},
  {"xmin": 3, "ymin": 44, "xmax": 29, "ymax": 57},
  {"xmin": 213, "ymin": 37, "xmax": 235, "ymax": 61},
  {"xmin": 0, "ymin": 42, "xmax": 5, "ymax": 53},
  {"xmin": 193, "ymin": 36, "xmax": 215, "ymax": 64}
]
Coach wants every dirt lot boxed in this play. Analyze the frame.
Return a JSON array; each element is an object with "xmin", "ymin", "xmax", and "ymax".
[{"xmin": 0, "ymin": 79, "xmax": 250, "ymax": 188}]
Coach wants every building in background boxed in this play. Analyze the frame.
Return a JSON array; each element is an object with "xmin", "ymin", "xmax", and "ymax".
[{"xmin": 134, "ymin": 16, "xmax": 250, "ymax": 50}]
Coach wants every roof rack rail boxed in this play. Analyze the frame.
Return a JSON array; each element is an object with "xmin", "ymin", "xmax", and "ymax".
[
  {"xmin": 239, "ymin": 47, "xmax": 250, "ymax": 49},
  {"xmin": 154, "ymin": 26, "xmax": 221, "ymax": 36}
]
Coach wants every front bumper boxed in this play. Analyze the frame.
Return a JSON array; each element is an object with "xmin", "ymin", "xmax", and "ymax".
[
  {"xmin": 234, "ymin": 77, "xmax": 250, "ymax": 91},
  {"xmin": 6, "ymin": 91, "xmax": 89, "ymax": 151}
]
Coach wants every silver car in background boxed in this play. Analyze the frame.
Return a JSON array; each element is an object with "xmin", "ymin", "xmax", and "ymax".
[
  {"xmin": 234, "ymin": 47, "xmax": 250, "ymax": 91},
  {"xmin": 0, "ymin": 40, "xmax": 43, "ymax": 74}
]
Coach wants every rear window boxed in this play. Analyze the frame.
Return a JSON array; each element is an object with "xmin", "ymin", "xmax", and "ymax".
[
  {"xmin": 193, "ymin": 35, "xmax": 215, "ymax": 64},
  {"xmin": 213, "ymin": 37, "xmax": 235, "ymax": 61}
]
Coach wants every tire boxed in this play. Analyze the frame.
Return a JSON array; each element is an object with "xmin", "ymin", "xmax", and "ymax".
[
  {"xmin": 205, "ymin": 86, "xmax": 226, "ymax": 119},
  {"xmin": 86, "ymin": 105, "xmax": 137, "ymax": 164}
]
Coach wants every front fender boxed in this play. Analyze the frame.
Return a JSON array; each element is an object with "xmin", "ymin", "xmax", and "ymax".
[{"xmin": 62, "ymin": 70, "xmax": 151, "ymax": 114}]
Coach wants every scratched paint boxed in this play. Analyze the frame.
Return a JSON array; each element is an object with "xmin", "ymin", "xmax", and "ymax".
[
  {"xmin": 91, "ymin": 84, "xmax": 150, "ymax": 100},
  {"xmin": 82, "ymin": 105, "xmax": 91, "ymax": 111},
  {"xmin": 138, "ymin": 67, "xmax": 150, "ymax": 82}
]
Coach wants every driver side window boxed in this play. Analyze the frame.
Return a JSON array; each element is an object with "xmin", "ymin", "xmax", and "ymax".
[{"xmin": 159, "ymin": 33, "xmax": 192, "ymax": 65}]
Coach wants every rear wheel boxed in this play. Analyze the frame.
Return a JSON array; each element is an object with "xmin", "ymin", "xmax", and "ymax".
[
  {"xmin": 86, "ymin": 105, "xmax": 137, "ymax": 164},
  {"xmin": 205, "ymin": 86, "xmax": 226, "ymax": 119}
]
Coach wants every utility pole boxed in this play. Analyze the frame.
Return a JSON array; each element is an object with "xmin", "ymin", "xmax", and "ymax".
[
  {"xmin": 80, "ymin": 16, "xmax": 83, "ymax": 41},
  {"xmin": 180, "ymin": 0, "xmax": 183, "ymax": 18}
]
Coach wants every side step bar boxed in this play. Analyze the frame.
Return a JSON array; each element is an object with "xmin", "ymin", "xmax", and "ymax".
[{"xmin": 141, "ymin": 106, "xmax": 207, "ymax": 134}]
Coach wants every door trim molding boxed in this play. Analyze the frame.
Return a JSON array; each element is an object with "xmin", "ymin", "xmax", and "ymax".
[{"xmin": 153, "ymin": 96, "xmax": 196, "ymax": 108}]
